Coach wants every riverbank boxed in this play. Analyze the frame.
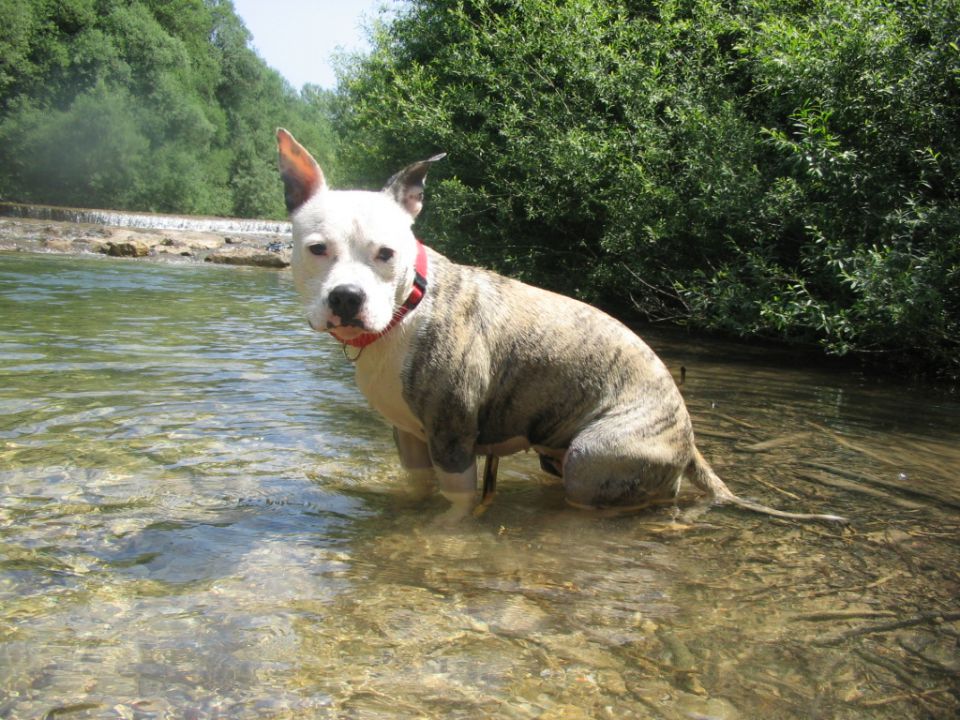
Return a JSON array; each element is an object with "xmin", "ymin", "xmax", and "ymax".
[
  {"xmin": 0, "ymin": 214, "xmax": 291, "ymax": 269},
  {"xmin": 3, "ymin": 206, "xmax": 955, "ymax": 387}
]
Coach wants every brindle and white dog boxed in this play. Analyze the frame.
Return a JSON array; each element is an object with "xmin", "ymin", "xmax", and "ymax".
[{"xmin": 277, "ymin": 128, "xmax": 845, "ymax": 524}]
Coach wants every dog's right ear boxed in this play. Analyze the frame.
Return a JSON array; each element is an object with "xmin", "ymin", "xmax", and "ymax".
[{"xmin": 277, "ymin": 128, "xmax": 326, "ymax": 213}]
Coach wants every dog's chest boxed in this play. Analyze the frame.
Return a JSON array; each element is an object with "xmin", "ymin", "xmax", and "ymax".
[{"xmin": 353, "ymin": 332, "xmax": 424, "ymax": 440}]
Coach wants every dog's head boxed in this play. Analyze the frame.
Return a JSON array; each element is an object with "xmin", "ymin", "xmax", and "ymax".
[{"xmin": 276, "ymin": 128, "xmax": 443, "ymax": 343}]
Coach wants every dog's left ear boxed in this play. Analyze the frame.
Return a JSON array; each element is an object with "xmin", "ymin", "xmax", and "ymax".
[
  {"xmin": 277, "ymin": 128, "xmax": 326, "ymax": 213},
  {"xmin": 382, "ymin": 153, "xmax": 446, "ymax": 219}
]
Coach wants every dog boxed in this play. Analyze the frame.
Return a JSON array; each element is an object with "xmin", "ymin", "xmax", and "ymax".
[{"xmin": 276, "ymin": 128, "xmax": 845, "ymax": 524}]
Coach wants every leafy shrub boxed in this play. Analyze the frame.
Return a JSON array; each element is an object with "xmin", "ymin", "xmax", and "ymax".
[{"xmin": 336, "ymin": 0, "xmax": 960, "ymax": 380}]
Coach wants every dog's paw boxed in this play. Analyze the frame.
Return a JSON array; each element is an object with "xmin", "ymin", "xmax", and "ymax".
[{"xmin": 432, "ymin": 491, "xmax": 479, "ymax": 527}]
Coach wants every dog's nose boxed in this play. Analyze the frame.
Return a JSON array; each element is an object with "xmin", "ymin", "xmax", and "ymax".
[{"xmin": 328, "ymin": 284, "xmax": 366, "ymax": 321}]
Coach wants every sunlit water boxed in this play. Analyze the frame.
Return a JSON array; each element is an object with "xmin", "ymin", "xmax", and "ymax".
[{"xmin": 1, "ymin": 251, "xmax": 958, "ymax": 719}]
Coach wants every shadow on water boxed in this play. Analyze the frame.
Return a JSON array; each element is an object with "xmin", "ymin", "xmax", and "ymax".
[{"xmin": 0, "ymin": 251, "xmax": 958, "ymax": 719}]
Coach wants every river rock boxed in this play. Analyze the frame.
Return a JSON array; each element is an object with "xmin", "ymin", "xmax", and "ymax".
[
  {"xmin": 673, "ymin": 693, "xmax": 741, "ymax": 719},
  {"xmin": 597, "ymin": 669, "xmax": 628, "ymax": 695},
  {"xmin": 537, "ymin": 632, "xmax": 622, "ymax": 669},
  {"xmin": 103, "ymin": 239, "xmax": 150, "ymax": 257},
  {"xmin": 205, "ymin": 247, "xmax": 290, "ymax": 268},
  {"xmin": 173, "ymin": 232, "xmax": 226, "ymax": 251},
  {"xmin": 154, "ymin": 244, "xmax": 194, "ymax": 257},
  {"xmin": 1, "ymin": 216, "xmax": 292, "ymax": 268},
  {"xmin": 41, "ymin": 238, "xmax": 75, "ymax": 253},
  {"xmin": 539, "ymin": 705, "xmax": 592, "ymax": 720}
]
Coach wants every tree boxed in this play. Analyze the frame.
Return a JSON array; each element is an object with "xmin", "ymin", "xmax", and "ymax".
[{"xmin": 0, "ymin": 82, "xmax": 149, "ymax": 208}]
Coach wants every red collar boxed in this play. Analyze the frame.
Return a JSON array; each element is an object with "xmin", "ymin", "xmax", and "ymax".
[{"xmin": 336, "ymin": 240, "xmax": 429, "ymax": 348}]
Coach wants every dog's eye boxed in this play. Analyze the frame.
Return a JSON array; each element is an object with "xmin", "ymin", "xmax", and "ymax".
[
  {"xmin": 376, "ymin": 247, "xmax": 395, "ymax": 262},
  {"xmin": 307, "ymin": 243, "xmax": 327, "ymax": 256}
]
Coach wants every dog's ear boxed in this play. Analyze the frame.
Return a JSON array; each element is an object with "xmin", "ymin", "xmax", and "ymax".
[
  {"xmin": 382, "ymin": 153, "xmax": 446, "ymax": 219},
  {"xmin": 277, "ymin": 128, "xmax": 326, "ymax": 213}
]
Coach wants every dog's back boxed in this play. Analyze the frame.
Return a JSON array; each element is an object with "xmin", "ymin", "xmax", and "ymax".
[{"xmin": 398, "ymin": 251, "xmax": 696, "ymax": 500}]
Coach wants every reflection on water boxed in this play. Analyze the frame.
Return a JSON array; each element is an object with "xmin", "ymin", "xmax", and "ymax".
[{"xmin": 1, "ymin": 251, "xmax": 958, "ymax": 719}]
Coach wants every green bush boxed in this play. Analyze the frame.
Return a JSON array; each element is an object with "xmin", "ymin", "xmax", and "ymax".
[{"xmin": 335, "ymin": 0, "xmax": 960, "ymax": 380}]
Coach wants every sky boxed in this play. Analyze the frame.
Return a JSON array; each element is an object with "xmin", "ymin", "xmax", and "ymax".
[{"xmin": 231, "ymin": 0, "xmax": 392, "ymax": 90}]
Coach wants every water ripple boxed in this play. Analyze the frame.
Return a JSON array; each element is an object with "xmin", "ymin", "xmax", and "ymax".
[{"xmin": 2, "ymin": 252, "xmax": 959, "ymax": 719}]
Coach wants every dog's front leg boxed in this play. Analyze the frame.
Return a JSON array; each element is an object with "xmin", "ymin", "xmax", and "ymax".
[
  {"xmin": 426, "ymin": 433, "xmax": 479, "ymax": 524},
  {"xmin": 434, "ymin": 462, "xmax": 478, "ymax": 525},
  {"xmin": 393, "ymin": 427, "xmax": 435, "ymax": 501}
]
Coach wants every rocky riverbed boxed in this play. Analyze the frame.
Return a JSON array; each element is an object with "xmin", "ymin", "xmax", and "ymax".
[{"xmin": 0, "ymin": 215, "xmax": 292, "ymax": 268}]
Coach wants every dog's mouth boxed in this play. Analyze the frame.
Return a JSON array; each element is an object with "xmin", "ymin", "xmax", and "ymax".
[
  {"xmin": 328, "ymin": 317, "xmax": 366, "ymax": 330},
  {"xmin": 323, "ymin": 318, "xmax": 371, "ymax": 341},
  {"xmin": 306, "ymin": 315, "xmax": 369, "ymax": 337}
]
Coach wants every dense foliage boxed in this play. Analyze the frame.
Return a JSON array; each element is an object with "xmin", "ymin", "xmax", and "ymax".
[
  {"xmin": 336, "ymin": 0, "xmax": 959, "ymax": 379},
  {"xmin": 0, "ymin": 0, "xmax": 337, "ymax": 216}
]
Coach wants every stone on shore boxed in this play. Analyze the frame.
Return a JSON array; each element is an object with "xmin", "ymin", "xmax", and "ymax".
[
  {"xmin": 41, "ymin": 237, "xmax": 76, "ymax": 253},
  {"xmin": 205, "ymin": 246, "xmax": 290, "ymax": 268},
  {"xmin": 103, "ymin": 239, "xmax": 150, "ymax": 257},
  {"xmin": 1, "ymin": 216, "xmax": 290, "ymax": 269}
]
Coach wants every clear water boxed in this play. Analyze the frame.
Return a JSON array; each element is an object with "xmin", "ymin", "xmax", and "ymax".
[{"xmin": 1, "ymin": 251, "xmax": 958, "ymax": 719}]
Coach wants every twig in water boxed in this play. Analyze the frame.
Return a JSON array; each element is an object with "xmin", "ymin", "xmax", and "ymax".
[
  {"xmin": 795, "ymin": 469, "xmax": 925, "ymax": 510},
  {"xmin": 738, "ymin": 432, "xmax": 813, "ymax": 453},
  {"xmin": 857, "ymin": 687, "xmax": 955, "ymax": 708},
  {"xmin": 806, "ymin": 420, "xmax": 902, "ymax": 466},
  {"xmin": 816, "ymin": 611, "xmax": 960, "ymax": 646},
  {"xmin": 801, "ymin": 461, "xmax": 960, "ymax": 512},
  {"xmin": 705, "ymin": 410, "xmax": 760, "ymax": 431},
  {"xmin": 693, "ymin": 428, "xmax": 743, "ymax": 442},
  {"xmin": 806, "ymin": 571, "xmax": 901, "ymax": 599},
  {"xmin": 750, "ymin": 473, "xmax": 805, "ymax": 501},
  {"xmin": 791, "ymin": 610, "xmax": 897, "ymax": 622}
]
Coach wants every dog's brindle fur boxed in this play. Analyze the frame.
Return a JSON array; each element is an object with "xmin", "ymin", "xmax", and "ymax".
[{"xmin": 277, "ymin": 128, "xmax": 845, "ymax": 524}]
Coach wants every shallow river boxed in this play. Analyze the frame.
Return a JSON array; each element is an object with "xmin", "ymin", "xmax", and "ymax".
[{"xmin": 1, "ymin": 251, "xmax": 958, "ymax": 719}]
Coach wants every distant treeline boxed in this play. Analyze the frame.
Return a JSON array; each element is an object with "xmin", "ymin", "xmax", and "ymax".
[
  {"xmin": 0, "ymin": 0, "xmax": 338, "ymax": 218},
  {"xmin": 1, "ymin": 0, "xmax": 958, "ymax": 380}
]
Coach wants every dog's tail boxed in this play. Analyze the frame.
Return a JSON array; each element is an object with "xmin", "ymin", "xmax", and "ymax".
[{"xmin": 686, "ymin": 447, "xmax": 847, "ymax": 523}]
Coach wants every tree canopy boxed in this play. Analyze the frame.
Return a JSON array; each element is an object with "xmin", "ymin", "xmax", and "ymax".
[{"xmin": 0, "ymin": 0, "xmax": 338, "ymax": 216}]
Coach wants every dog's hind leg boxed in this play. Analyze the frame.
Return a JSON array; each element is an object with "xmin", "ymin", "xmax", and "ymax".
[
  {"xmin": 481, "ymin": 454, "xmax": 498, "ymax": 501},
  {"xmin": 561, "ymin": 421, "xmax": 684, "ymax": 510},
  {"xmin": 538, "ymin": 453, "xmax": 563, "ymax": 478}
]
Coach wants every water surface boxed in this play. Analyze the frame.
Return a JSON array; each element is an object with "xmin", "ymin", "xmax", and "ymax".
[{"xmin": 1, "ymin": 252, "xmax": 958, "ymax": 718}]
